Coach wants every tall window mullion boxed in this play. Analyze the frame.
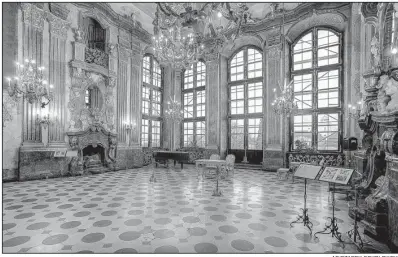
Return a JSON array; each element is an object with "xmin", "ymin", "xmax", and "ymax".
[
  {"xmin": 182, "ymin": 62, "xmax": 206, "ymax": 148},
  {"xmin": 228, "ymin": 47, "xmax": 263, "ymax": 150},
  {"xmin": 141, "ymin": 55, "xmax": 162, "ymax": 148},
  {"xmin": 291, "ymin": 28, "xmax": 342, "ymax": 152}
]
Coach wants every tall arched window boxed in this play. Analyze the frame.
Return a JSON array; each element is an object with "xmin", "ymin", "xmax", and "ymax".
[
  {"xmin": 141, "ymin": 54, "xmax": 162, "ymax": 148},
  {"xmin": 182, "ymin": 61, "xmax": 206, "ymax": 148},
  {"xmin": 228, "ymin": 47, "xmax": 263, "ymax": 164},
  {"xmin": 291, "ymin": 28, "xmax": 343, "ymax": 151}
]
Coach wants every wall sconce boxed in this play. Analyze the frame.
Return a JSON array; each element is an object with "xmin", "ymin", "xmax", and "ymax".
[
  {"xmin": 36, "ymin": 114, "xmax": 51, "ymax": 129},
  {"xmin": 347, "ymin": 101, "xmax": 362, "ymax": 120}
]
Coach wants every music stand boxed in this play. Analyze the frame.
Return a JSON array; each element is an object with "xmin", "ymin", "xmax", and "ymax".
[
  {"xmin": 315, "ymin": 167, "xmax": 354, "ymax": 243},
  {"xmin": 290, "ymin": 164, "xmax": 323, "ymax": 234}
]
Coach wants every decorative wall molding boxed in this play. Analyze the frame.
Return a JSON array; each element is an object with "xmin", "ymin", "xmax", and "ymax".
[
  {"xmin": 46, "ymin": 12, "xmax": 71, "ymax": 39},
  {"xmin": 286, "ymin": 12, "xmax": 346, "ymax": 42},
  {"xmin": 49, "ymin": 3, "xmax": 70, "ymax": 20},
  {"xmin": 68, "ymin": 67, "xmax": 116, "ymax": 133},
  {"xmin": 119, "ymin": 46, "xmax": 132, "ymax": 61},
  {"xmin": 21, "ymin": 3, "xmax": 45, "ymax": 31},
  {"xmin": 266, "ymin": 44, "xmax": 282, "ymax": 59}
]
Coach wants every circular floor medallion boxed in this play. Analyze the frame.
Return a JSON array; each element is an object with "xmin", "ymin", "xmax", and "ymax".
[
  {"xmin": 154, "ymin": 245, "xmax": 179, "ymax": 253},
  {"xmin": 248, "ymin": 223, "xmax": 267, "ymax": 231},
  {"xmin": 194, "ymin": 242, "xmax": 218, "ymax": 253},
  {"xmin": 114, "ymin": 248, "xmax": 138, "ymax": 253},
  {"xmin": 93, "ymin": 220, "xmax": 112, "ymax": 227},
  {"xmin": 58, "ymin": 204, "xmax": 74, "ymax": 210},
  {"xmin": 128, "ymin": 210, "xmax": 144, "ymax": 215},
  {"xmin": 154, "ymin": 218, "xmax": 172, "ymax": 225},
  {"xmin": 119, "ymin": 231, "xmax": 141, "ymax": 241},
  {"xmin": 3, "ymin": 223, "xmax": 17, "ymax": 231},
  {"xmin": 73, "ymin": 211, "xmax": 91, "ymax": 217},
  {"xmin": 219, "ymin": 225, "xmax": 238, "ymax": 234},
  {"xmin": 260, "ymin": 211, "xmax": 276, "ymax": 217},
  {"xmin": 183, "ymin": 216, "xmax": 200, "ymax": 223},
  {"xmin": 15, "ymin": 213, "xmax": 35, "ymax": 219},
  {"xmin": 231, "ymin": 239, "xmax": 255, "ymax": 251},
  {"xmin": 154, "ymin": 208, "xmax": 170, "ymax": 214},
  {"xmin": 124, "ymin": 219, "xmax": 142, "ymax": 226},
  {"xmin": 210, "ymin": 215, "xmax": 227, "ymax": 222},
  {"xmin": 3, "ymin": 236, "xmax": 30, "ymax": 247},
  {"xmin": 188, "ymin": 227, "xmax": 207, "ymax": 236},
  {"xmin": 42, "ymin": 234, "xmax": 68, "ymax": 245},
  {"xmin": 60, "ymin": 221, "xmax": 81, "ymax": 229},
  {"xmin": 27, "ymin": 222, "xmax": 50, "ymax": 230},
  {"xmin": 264, "ymin": 236, "xmax": 288, "ymax": 247},
  {"xmin": 101, "ymin": 210, "xmax": 118, "ymax": 216},
  {"xmin": 154, "ymin": 229, "xmax": 175, "ymax": 239},
  {"xmin": 235, "ymin": 213, "xmax": 252, "ymax": 219},
  {"xmin": 82, "ymin": 233, "xmax": 105, "ymax": 243},
  {"xmin": 204, "ymin": 206, "xmax": 218, "ymax": 211}
]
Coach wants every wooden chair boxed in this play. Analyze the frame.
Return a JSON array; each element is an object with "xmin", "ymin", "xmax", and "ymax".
[
  {"xmin": 221, "ymin": 154, "xmax": 236, "ymax": 178},
  {"xmin": 205, "ymin": 154, "xmax": 220, "ymax": 178}
]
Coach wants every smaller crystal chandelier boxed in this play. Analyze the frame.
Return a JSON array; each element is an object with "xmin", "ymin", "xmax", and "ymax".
[
  {"xmin": 271, "ymin": 80, "xmax": 299, "ymax": 116},
  {"xmin": 5, "ymin": 58, "xmax": 54, "ymax": 108},
  {"xmin": 164, "ymin": 96, "xmax": 184, "ymax": 123}
]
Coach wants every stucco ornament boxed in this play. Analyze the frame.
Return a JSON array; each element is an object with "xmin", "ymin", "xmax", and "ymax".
[
  {"xmin": 370, "ymin": 36, "xmax": 381, "ymax": 72},
  {"xmin": 376, "ymin": 75, "xmax": 391, "ymax": 113},
  {"xmin": 385, "ymin": 77, "xmax": 398, "ymax": 111}
]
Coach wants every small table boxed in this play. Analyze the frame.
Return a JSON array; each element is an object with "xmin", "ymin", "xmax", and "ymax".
[{"xmin": 195, "ymin": 159, "xmax": 226, "ymax": 196}]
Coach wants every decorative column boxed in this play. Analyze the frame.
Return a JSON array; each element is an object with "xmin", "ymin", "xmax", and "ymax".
[
  {"xmin": 263, "ymin": 33, "xmax": 284, "ymax": 169},
  {"xmin": 20, "ymin": 3, "xmax": 45, "ymax": 147},
  {"xmin": 117, "ymin": 45, "xmax": 131, "ymax": 146},
  {"xmin": 205, "ymin": 53, "xmax": 221, "ymax": 156},
  {"xmin": 46, "ymin": 12, "xmax": 70, "ymax": 147},
  {"xmin": 129, "ymin": 48, "xmax": 142, "ymax": 147}
]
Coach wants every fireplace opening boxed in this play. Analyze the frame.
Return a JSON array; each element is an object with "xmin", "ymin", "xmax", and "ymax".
[{"xmin": 82, "ymin": 144, "xmax": 106, "ymax": 173}]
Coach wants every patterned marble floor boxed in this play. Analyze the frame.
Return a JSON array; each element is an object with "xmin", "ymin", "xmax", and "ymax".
[{"xmin": 2, "ymin": 165, "xmax": 370, "ymax": 253}]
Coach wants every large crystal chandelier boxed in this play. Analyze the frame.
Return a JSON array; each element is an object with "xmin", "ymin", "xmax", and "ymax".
[
  {"xmin": 153, "ymin": 3, "xmax": 256, "ymax": 69},
  {"xmin": 5, "ymin": 58, "xmax": 54, "ymax": 108}
]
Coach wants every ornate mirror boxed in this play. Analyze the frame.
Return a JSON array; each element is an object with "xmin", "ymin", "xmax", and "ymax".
[{"xmin": 84, "ymin": 85, "xmax": 103, "ymax": 110}]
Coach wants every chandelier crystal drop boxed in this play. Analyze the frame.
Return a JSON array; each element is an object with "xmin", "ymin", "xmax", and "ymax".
[{"xmin": 5, "ymin": 58, "xmax": 54, "ymax": 108}]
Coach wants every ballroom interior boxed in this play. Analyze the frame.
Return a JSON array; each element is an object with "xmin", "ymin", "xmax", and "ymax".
[{"xmin": 2, "ymin": 2, "xmax": 398, "ymax": 254}]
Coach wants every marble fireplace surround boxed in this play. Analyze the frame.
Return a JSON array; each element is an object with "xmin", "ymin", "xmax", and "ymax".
[{"xmin": 67, "ymin": 123, "xmax": 117, "ymax": 173}]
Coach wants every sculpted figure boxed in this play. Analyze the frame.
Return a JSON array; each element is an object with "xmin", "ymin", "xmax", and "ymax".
[
  {"xmin": 376, "ymin": 75, "xmax": 390, "ymax": 113},
  {"xmin": 385, "ymin": 77, "xmax": 398, "ymax": 111}
]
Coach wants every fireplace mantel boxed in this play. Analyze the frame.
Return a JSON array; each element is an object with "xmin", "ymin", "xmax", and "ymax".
[{"xmin": 67, "ymin": 123, "xmax": 117, "ymax": 172}]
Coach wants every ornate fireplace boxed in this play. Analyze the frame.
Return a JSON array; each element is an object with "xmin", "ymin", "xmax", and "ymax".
[{"xmin": 67, "ymin": 123, "xmax": 117, "ymax": 174}]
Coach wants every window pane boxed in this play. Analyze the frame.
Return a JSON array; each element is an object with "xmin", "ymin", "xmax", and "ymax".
[
  {"xmin": 183, "ymin": 92, "xmax": 194, "ymax": 118},
  {"xmin": 230, "ymin": 85, "xmax": 244, "ymax": 115},
  {"xmin": 248, "ymin": 48, "xmax": 262, "ymax": 78},
  {"xmin": 317, "ymin": 113, "xmax": 339, "ymax": 150},
  {"xmin": 317, "ymin": 70, "xmax": 339, "ymax": 108},
  {"xmin": 318, "ymin": 45, "xmax": 339, "ymax": 66},
  {"xmin": 196, "ymin": 90, "xmax": 205, "ymax": 117},
  {"xmin": 183, "ymin": 122, "xmax": 194, "ymax": 147},
  {"xmin": 248, "ymin": 82, "xmax": 262, "ymax": 113},
  {"xmin": 184, "ymin": 68, "xmax": 194, "ymax": 89},
  {"xmin": 293, "ymin": 115, "xmax": 312, "ymax": 149},
  {"xmin": 151, "ymin": 120, "xmax": 161, "ymax": 147},
  {"xmin": 247, "ymin": 118, "xmax": 262, "ymax": 150},
  {"xmin": 293, "ymin": 32, "xmax": 313, "ymax": 71},
  {"xmin": 143, "ymin": 56, "xmax": 151, "ymax": 84},
  {"xmin": 293, "ymin": 74, "xmax": 313, "ymax": 109},
  {"xmin": 230, "ymin": 50, "xmax": 244, "ymax": 81},
  {"xmin": 141, "ymin": 119, "xmax": 149, "ymax": 147},
  {"xmin": 195, "ymin": 121, "xmax": 205, "ymax": 148},
  {"xmin": 230, "ymin": 119, "xmax": 244, "ymax": 149},
  {"xmin": 196, "ymin": 62, "xmax": 206, "ymax": 87}
]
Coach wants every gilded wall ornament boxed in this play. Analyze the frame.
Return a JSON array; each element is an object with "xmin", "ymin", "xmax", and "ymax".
[{"xmin": 370, "ymin": 36, "xmax": 381, "ymax": 72}]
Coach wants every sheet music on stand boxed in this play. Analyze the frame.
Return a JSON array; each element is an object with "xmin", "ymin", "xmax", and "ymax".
[
  {"xmin": 318, "ymin": 167, "xmax": 354, "ymax": 185},
  {"xmin": 293, "ymin": 164, "xmax": 324, "ymax": 180}
]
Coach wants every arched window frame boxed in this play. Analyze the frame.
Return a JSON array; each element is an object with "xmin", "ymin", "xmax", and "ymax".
[
  {"xmin": 227, "ymin": 46, "xmax": 263, "ymax": 151},
  {"xmin": 290, "ymin": 27, "xmax": 344, "ymax": 152},
  {"xmin": 181, "ymin": 61, "xmax": 206, "ymax": 148},
  {"xmin": 141, "ymin": 54, "xmax": 163, "ymax": 148}
]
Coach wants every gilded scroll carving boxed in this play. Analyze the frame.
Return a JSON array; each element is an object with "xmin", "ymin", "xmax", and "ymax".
[{"xmin": 85, "ymin": 48, "xmax": 109, "ymax": 68}]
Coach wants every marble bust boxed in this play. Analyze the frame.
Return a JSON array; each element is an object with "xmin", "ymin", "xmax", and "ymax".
[{"xmin": 385, "ymin": 77, "xmax": 398, "ymax": 111}]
